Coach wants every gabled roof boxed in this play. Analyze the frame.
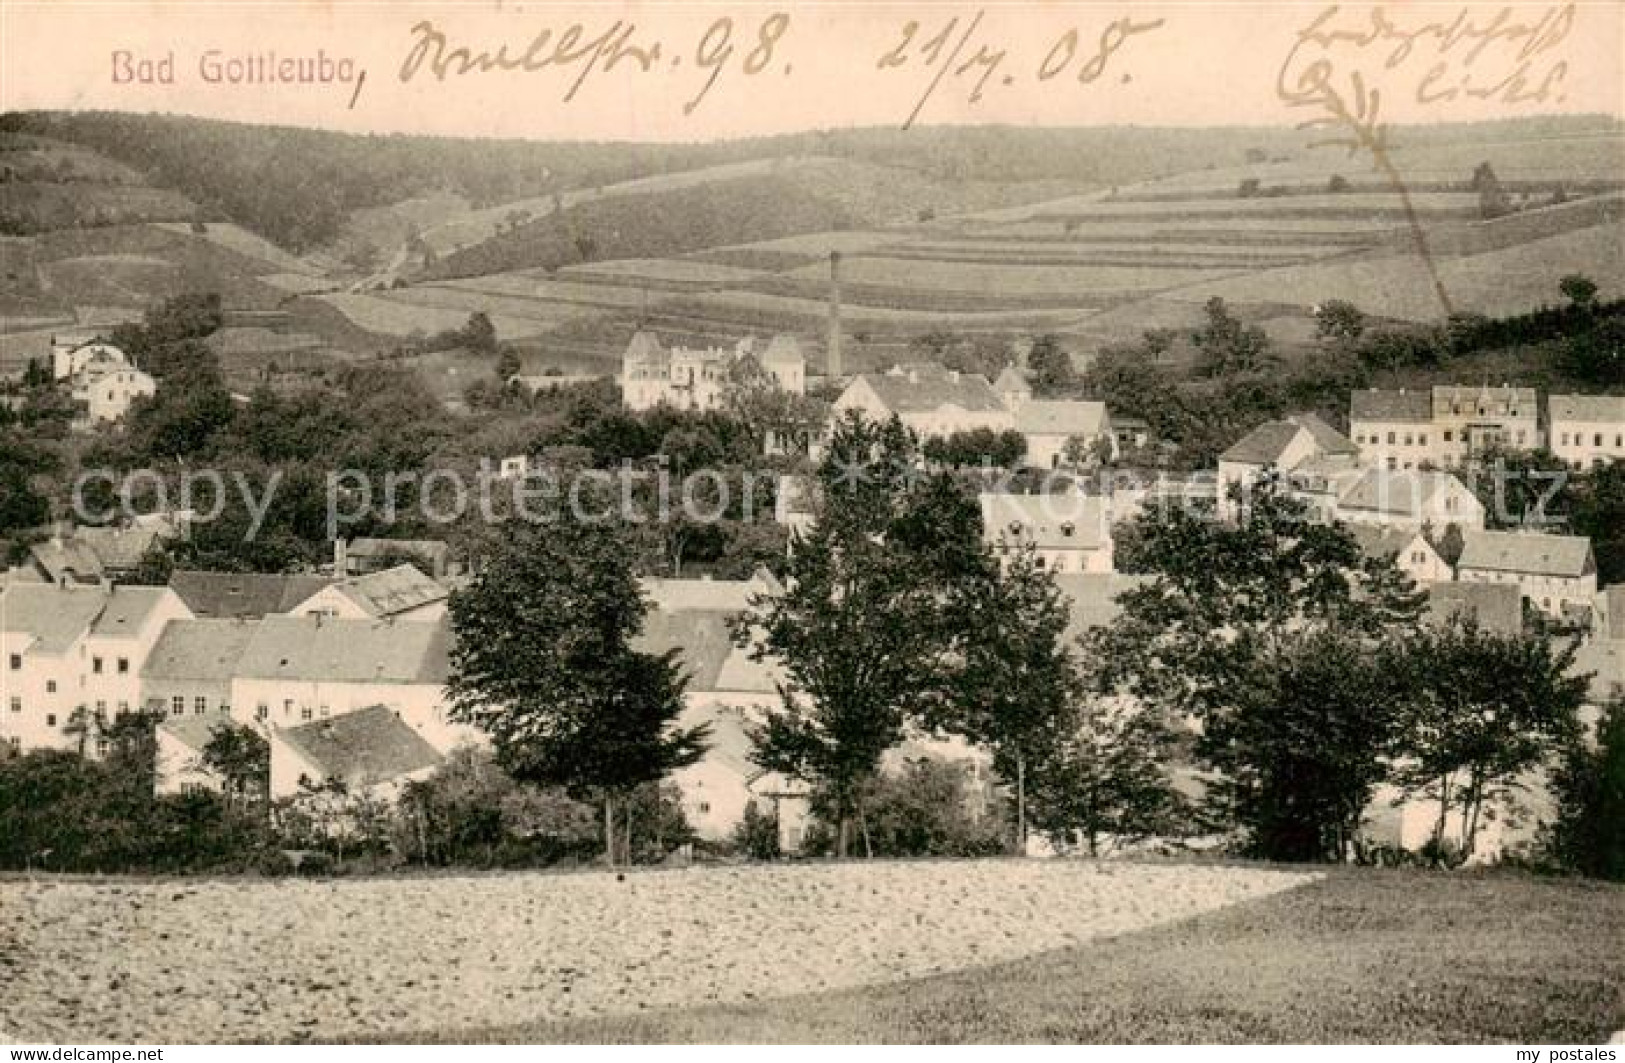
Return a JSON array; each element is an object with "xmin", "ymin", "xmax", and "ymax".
[
  {"xmin": 1433, "ymin": 384, "xmax": 1537, "ymax": 419},
  {"xmin": 1549, "ymin": 393, "xmax": 1625, "ymax": 423},
  {"xmin": 1336, "ymin": 469, "xmax": 1474, "ymax": 518},
  {"xmin": 1219, "ymin": 421, "xmax": 1307, "ymax": 466},
  {"xmin": 1350, "ymin": 389, "xmax": 1432, "ymax": 423},
  {"xmin": 143, "ymin": 618, "xmax": 258, "ymax": 682},
  {"xmin": 276, "ymin": 705, "xmax": 443, "ymax": 786},
  {"xmin": 76, "ymin": 525, "xmax": 164, "ymax": 570},
  {"xmin": 1014, "ymin": 400, "xmax": 1108, "ymax": 438},
  {"xmin": 1346, "ymin": 523, "xmax": 1431, "ymax": 562},
  {"xmin": 0, "ymin": 583, "xmax": 109, "ymax": 654},
  {"xmin": 1052, "ymin": 573, "xmax": 1151, "ymax": 641},
  {"xmin": 980, "ymin": 493, "xmax": 1109, "ymax": 551},
  {"xmin": 760, "ymin": 334, "xmax": 803, "ymax": 365},
  {"xmin": 28, "ymin": 538, "xmax": 104, "ymax": 583},
  {"xmin": 634, "ymin": 609, "xmax": 736, "ymax": 691},
  {"xmin": 88, "ymin": 586, "xmax": 173, "ymax": 637},
  {"xmin": 623, "ymin": 330, "xmax": 667, "ymax": 364},
  {"xmin": 1288, "ymin": 413, "xmax": 1358, "ymax": 456},
  {"xmin": 853, "ymin": 370, "xmax": 1005, "ymax": 414},
  {"xmin": 235, "ymin": 615, "xmax": 451, "ymax": 684},
  {"xmin": 157, "ymin": 713, "xmax": 236, "ymax": 755},
  {"xmin": 993, "ymin": 364, "xmax": 1031, "ymax": 396},
  {"xmin": 713, "ymin": 643, "xmax": 784, "ymax": 694},
  {"xmin": 642, "ymin": 569, "xmax": 781, "ymax": 615},
  {"xmin": 1427, "ymin": 582, "xmax": 1523, "ymax": 635},
  {"xmin": 1458, "ymin": 530, "xmax": 1595, "ymax": 579},
  {"xmin": 169, "ymin": 570, "xmax": 334, "ymax": 619},
  {"xmin": 329, "ymin": 564, "xmax": 447, "ymax": 618}
]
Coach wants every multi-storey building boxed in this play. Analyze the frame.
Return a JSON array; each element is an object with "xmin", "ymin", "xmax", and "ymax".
[
  {"xmin": 1350, "ymin": 385, "xmax": 1541, "ymax": 469},
  {"xmin": 1456, "ymin": 529, "xmax": 1597, "ymax": 618},
  {"xmin": 1549, "ymin": 394, "xmax": 1625, "ymax": 470},
  {"xmin": 620, "ymin": 331, "xmax": 806, "ymax": 412}
]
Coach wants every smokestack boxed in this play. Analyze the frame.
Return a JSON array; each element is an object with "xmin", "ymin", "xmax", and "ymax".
[{"xmin": 827, "ymin": 251, "xmax": 842, "ymax": 380}]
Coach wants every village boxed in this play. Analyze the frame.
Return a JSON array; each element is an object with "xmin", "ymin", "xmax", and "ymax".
[{"xmin": 2, "ymin": 310, "xmax": 1622, "ymax": 865}]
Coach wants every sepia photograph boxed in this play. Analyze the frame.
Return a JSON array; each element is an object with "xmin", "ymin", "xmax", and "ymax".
[{"xmin": 0, "ymin": 0, "xmax": 1621, "ymax": 1049}]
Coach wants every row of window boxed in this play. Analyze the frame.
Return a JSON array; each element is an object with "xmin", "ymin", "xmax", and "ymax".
[
  {"xmin": 8, "ymin": 654, "xmax": 129, "ymax": 673},
  {"xmin": 1356, "ymin": 428, "xmax": 1530, "ymax": 448},
  {"xmin": 10, "ymin": 698, "xmax": 133, "ymax": 718},
  {"xmin": 1556, "ymin": 431, "xmax": 1624, "ymax": 448}
]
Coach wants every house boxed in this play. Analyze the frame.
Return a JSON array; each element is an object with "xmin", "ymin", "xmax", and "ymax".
[
  {"xmin": 168, "ymin": 570, "xmax": 334, "ymax": 619},
  {"xmin": 1013, "ymin": 400, "xmax": 1114, "ymax": 470},
  {"xmin": 21, "ymin": 524, "xmax": 174, "ymax": 584},
  {"xmin": 1349, "ymin": 388, "xmax": 1435, "ymax": 470},
  {"xmin": 992, "ymin": 364, "xmax": 1032, "ymax": 410},
  {"xmin": 641, "ymin": 567, "xmax": 782, "ymax": 616},
  {"xmin": 1347, "ymin": 524, "xmax": 1452, "ymax": 585},
  {"xmin": 335, "ymin": 537, "xmax": 453, "ymax": 580},
  {"xmin": 227, "ymin": 615, "xmax": 475, "ymax": 752},
  {"xmin": 73, "ymin": 365, "xmax": 155, "ymax": 425},
  {"xmin": 141, "ymin": 617, "xmax": 259, "ymax": 723},
  {"xmin": 830, "ymin": 365, "xmax": 1012, "ymax": 441},
  {"xmin": 979, "ymin": 493, "xmax": 1113, "ymax": 574},
  {"xmin": 154, "ymin": 713, "xmax": 235, "ymax": 796},
  {"xmin": 0, "ymin": 583, "xmax": 190, "ymax": 753},
  {"xmin": 1456, "ymin": 530, "xmax": 1597, "ymax": 617},
  {"xmin": 1549, "ymin": 394, "xmax": 1625, "ymax": 470},
  {"xmin": 620, "ymin": 331, "xmax": 806, "ymax": 412},
  {"xmin": 269, "ymin": 705, "xmax": 444, "ymax": 801},
  {"xmin": 51, "ymin": 337, "xmax": 124, "ymax": 381},
  {"xmin": 1216, "ymin": 414, "xmax": 1358, "ymax": 517},
  {"xmin": 23, "ymin": 535, "xmax": 106, "ymax": 585},
  {"xmin": 668, "ymin": 701, "xmax": 810, "ymax": 852},
  {"xmin": 291, "ymin": 564, "xmax": 448, "ymax": 623},
  {"xmin": 1350, "ymin": 385, "xmax": 1540, "ymax": 470},
  {"xmin": 1425, "ymin": 581, "xmax": 1525, "ymax": 634},
  {"xmin": 1110, "ymin": 413, "xmax": 1152, "ymax": 452},
  {"xmin": 1333, "ymin": 469, "xmax": 1485, "ymax": 532},
  {"xmin": 1431, "ymin": 384, "xmax": 1540, "ymax": 463}
]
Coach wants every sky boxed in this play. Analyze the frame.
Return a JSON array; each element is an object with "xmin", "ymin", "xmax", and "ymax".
[{"xmin": 1, "ymin": 1, "xmax": 1620, "ymax": 142}]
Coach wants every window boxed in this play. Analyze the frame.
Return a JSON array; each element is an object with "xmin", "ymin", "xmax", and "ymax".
[
  {"xmin": 319, "ymin": 705, "xmax": 330, "ymax": 718},
  {"xmin": 8, "ymin": 697, "xmax": 18, "ymax": 714},
  {"xmin": 1403, "ymin": 434, "xmax": 1413, "ymax": 446},
  {"xmin": 7, "ymin": 654, "xmax": 19, "ymax": 670},
  {"xmin": 96, "ymin": 739, "xmax": 108, "ymax": 758},
  {"xmin": 92, "ymin": 657, "xmax": 103, "ymax": 674},
  {"xmin": 94, "ymin": 700, "xmax": 106, "ymax": 717},
  {"xmin": 220, "ymin": 703, "xmax": 231, "ymax": 715},
  {"xmin": 1517, "ymin": 431, "xmax": 1526, "ymax": 445},
  {"xmin": 171, "ymin": 696, "xmax": 184, "ymax": 717},
  {"xmin": 1596, "ymin": 433, "xmax": 1605, "ymax": 448},
  {"xmin": 117, "ymin": 658, "xmax": 128, "ymax": 675},
  {"xmin": 1386, "ymin": 457, "xmax": 1398, "ymax": 470},
  {"xmin": 255, "ymin": 704, "xmax": 268, "ymax": 721},
  {"xmin": 697, "ymin": 802, "xmax": 711, "ymax": 814},
  {"xmin": 283, "ymin": 699, "xmax": 294, "ymax": 718},
  {"xmin": 1387, "ymin": 431, "xmax": 1396, "ymax": 444},
  {"xmin": 195, "ymin": 696, "xmax": 207, "ymax": 716},
  {"xmin": 301, "ymin": 706, "xmax": 313, "ymax": 721},
  {"xmin": 1419, "ymin": 434, "xmax": 1428, "ymax": 446},
  {"xmin": 1444, "ymin": 430, "xmax": 1453, "ymax": 443},
  {"xmin": 1561, "ymin": 432, "xmax": 1570, "ymax": 446},
  {"xmin": 46, "ymin": 680, "xmax": 55, "ymax": 694},
  {"xmin": 46, "ymin": 713, "xmax": 56, "ymax": 727},
  {"xmin": 116, "ymin": 701, "xmax": 128, "ymax": 717}
]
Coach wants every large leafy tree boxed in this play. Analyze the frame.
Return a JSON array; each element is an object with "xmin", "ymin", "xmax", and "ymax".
[
  {"xmin": 945, "ymin": 547, "xmax": 1078, "ymax": 849},
  {"xmin": 1394, "ymin": 616, "xmax": 1586, "ymax": 861},
  {"xmin": 739, "ymin": 412, "xmax": 978, "ymax": 856},
  {"xmin": 1095, "ymin": 477, "xmax": 1427, "ymax": 859},
  {"xmin": 1546, "ymin": 695, "xmax": 1625, "ymax": 881},
  {"xmin": 447, "ymin": 513, "xmax": 708, "ymax": 864}
]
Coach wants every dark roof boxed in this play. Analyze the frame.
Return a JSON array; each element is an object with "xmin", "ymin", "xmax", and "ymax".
[
  {"xmin": 1427, "ymin": 582, "xmax": 1523, "ymax": 635},
  {"xmin": 143, "ymin": 619, "xmax": 258, "ymax": 682},
  {"xmin": 1219, "ymin": 421, "xmax": 1304, "ymax": 465},
  {"xmin": 1052, "ymin": 573, "xmax": 1152, "ymax": 641},
  {"xmin": 276, "ymin": 705, "xmax": 443, "ymax": 786},
  {"xmin": 634, "ymin": 610, "xmax": 736, "ymax": 690},
  {"xmin": 169, "ymin": 570, "xmax": 333, "ymax": 619},
  {"xmin": 1549, "ymin": 393, "xmax": 1625, "ymax": 423},
  {"xmin": 1350, "ymin": 389, "xmax": 1432, "ymax": 423}
]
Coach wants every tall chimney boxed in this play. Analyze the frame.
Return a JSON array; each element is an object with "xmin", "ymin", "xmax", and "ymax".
[{"xmin": 827, "ymin": 251, "xmax": 843, "ymax": 381}]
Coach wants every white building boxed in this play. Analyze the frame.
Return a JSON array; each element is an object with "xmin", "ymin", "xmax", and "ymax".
[
  {"xmin": 620, "ymin": 330, "xmax": 806, "ymax": 412},
  {"xmin": 1216, "ymin": 414, "xmax": 1359, "ymax": 518},
  {"xmin": 74, "ymin": 366, "xmax": 156, "ymax": 425},
  {"xmin": 1350, "ymin": 385, "xmax": 1540, "ymax": 470},
  {"xmin": 1346, "ymin": 524, "xmax": 1453, "ymax": 585},
  {"xmin": 1333, "ymin": 469, "xmax": 1485, "ymax": 532},
  {"xmin": 268, "ymin": 704, "xmax": 444, "ymax": 801},
  {"xmin": 1549, "ymin": 394, "xmax": 1625, "ymax": 470},
  {"xmin": 831, "ymin": 364, "xmax": 1012, "ymax": 441},
  {"xmin": 1, "ymin": 583, "xmax": 191, "ymax": 754},
  {"xmin": 1456, "ymin": 530, "xmax": 1598, "ymax": 618},
  {"xmin": 1013, "ymin": 400, "xmax": 1115, "ymax": 470},
  {"xmin": 290, "ymin": 564, "xmax": 449, "ymax": 624},
  {"xmin": 979, "ymin": 492, "xmax": 1113, "ymax": 575}
]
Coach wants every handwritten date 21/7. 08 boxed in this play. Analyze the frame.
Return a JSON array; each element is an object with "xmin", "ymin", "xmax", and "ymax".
[{"xmin": 878, "ymin": 11, "xmax": 1167, "ymax": 128}]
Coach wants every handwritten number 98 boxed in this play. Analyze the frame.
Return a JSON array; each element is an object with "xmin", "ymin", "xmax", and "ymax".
[{"xmin": 685, "ymin": 12, "xmax": 790, "ymax": 115}]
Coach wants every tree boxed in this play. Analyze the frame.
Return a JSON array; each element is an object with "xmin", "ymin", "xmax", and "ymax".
[
  {"xmin": 1463, "ymin": 444, "xmax": 1572, "ymax": 530},
  {"xmin": 461, "ymin": 311, "xmax": 497, "ymax": 354},
  {"xmin": 199, "ymin": 722, "xmax": 270, "ymax": 813},
  {"xmin": 1395, "ymin": 617, "xmax": 1587, "ymax": 862},
  {"xmin": 816, "ymin": 758, "xmax": 1006, "ymax": 858},
  {"xmin": 1026, "ymin": 683, "xmax": 1187, "ymax": 857},
  {"xmin": 1546, "ymin": 695, "xmax": 1625, "ymax": 881},
  {"xmin": 1314, "ymin": 299, "xmax": 1367, "ymax": 343},
  {"xmin": 733, "ymin": 800, "xmax": 781, "ymax": 860},
  {"xmin": 1471, "ymin": 161, "xmax": 1511, "ymax": 219},
  {"xmin": 496, "ymin": 347, "xmax": 522, "ymax": 381},
  {"xmin": 1571, "ymin": 459, "xmax": 1625, "ymax": 585},
  {"xmin": 1095, "ymin": 479, "xmax": 1428, "ymax": 860},
  {"xmin": 1559, "ymin": 273, "xmax": 1598, "ymax": 309},
  {"xmin": 945, "ymin": 547, "xmax": 1078, "ymax": 849},
  {"xmin": 739, "ymin": 413, "xmax": 978, "ymax": 856},
  {"xmin": 921, "ymin": 427, "xmax": 1027, "ymax": 469},
  {"xmin": 1192, "ymin": 297, "xmax": 1272, "ymax": 377},
  {"xmin": 1560, "ymin": 314, "xmax": 1625, "ymax": 387},
  {"xmin": 447, "ymin": 514, "xmax": 709, "ymax": 864},
  {"xmin": 1027, "ymin": 334, "xmax": 1075, "ymax": 396}
]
